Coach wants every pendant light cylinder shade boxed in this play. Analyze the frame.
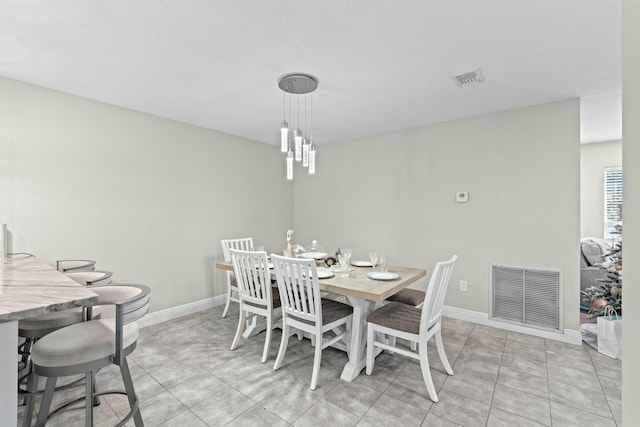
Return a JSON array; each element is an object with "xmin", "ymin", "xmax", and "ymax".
[
  {"xmin": 308, "ymin": 144, "xmax": 316, "ymax": 175},
  {"xmin": 302, "ymin": 139, "xmax": 310, "ymax": 167},
  {"xmin": 280, "ymin": 121, "xmax": 289, "ymax": 152},
  {"xmin": 286, "ymin": 151, "xmax": 294, "ymax": 180},
  {"xmin": 294, "ymin": 130, "xmax": 303, "ymax": 162}
]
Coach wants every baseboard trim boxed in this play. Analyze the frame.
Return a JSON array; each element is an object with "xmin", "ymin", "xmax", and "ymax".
[
  {"xmin": 138, "ymin": 295, "xmax": 226, "ymax": 328},
  {"xmin": 138, "ymin": 298, "xmax": 581, "ymax": 345},
  {"xmin": 442, "ymin": 305, "xmax": 582, "ymax": 345}
]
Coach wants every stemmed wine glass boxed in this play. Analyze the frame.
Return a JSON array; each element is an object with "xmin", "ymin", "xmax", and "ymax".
[{"xmin": 369, "ymin": 251, "xmax": 378, "ymax": 270}]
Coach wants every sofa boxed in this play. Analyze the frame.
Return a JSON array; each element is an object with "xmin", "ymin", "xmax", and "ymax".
[{"xmin": 580, "ymin": 237, "xmax": 613, "ymax": 306}]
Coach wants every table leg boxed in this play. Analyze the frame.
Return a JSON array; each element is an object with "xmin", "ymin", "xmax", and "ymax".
[
  {"xmin": 242, "ymin": 314, "xmax": 264, "ymax": 338},
  {"xmin": 340, "ymin": 297, "xmax": 379, "ymax": 382},
  {"xmin": 0, "ymin": 320, "xmax": 18, "ymax": 427}
]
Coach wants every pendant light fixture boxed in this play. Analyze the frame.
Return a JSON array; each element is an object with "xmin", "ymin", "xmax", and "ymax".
[{"xmin": 278, "ymin": 73, "xmax": 318, "ymax": 180}]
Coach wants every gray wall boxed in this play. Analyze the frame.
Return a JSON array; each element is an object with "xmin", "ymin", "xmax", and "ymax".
[
  {"xmin": 0, "ymin": 77, "xmax": 294, "ymax": 313},
  {"xmin": 293, "ymin": 99, "xmax": 581, "ymax": 330},
  {"xmin": 580, "ymin": 140, "xmax": 622, "ymax": 238},
  {"xmin": 622, "ymin": 1, "xmax": 639, "ymax": 422}
]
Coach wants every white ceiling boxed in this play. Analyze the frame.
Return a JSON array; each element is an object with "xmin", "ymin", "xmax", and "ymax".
[{"xmin": 0, "ymin": 0, "xmax": 621, "ymax": 145}]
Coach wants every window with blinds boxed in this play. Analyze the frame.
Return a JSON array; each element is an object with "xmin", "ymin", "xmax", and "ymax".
[{"xmin": 604, "ymin": 167, "xmax": 623, "ymax": 237}]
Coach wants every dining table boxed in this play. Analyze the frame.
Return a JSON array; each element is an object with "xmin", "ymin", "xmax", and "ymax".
[
  {"xmin": 215, "ymin": 258, "xmax": 427, "ymax": 382},
  {"xmin": 0, "ymin": 255, "xmax": 99, "ymax": 427}
]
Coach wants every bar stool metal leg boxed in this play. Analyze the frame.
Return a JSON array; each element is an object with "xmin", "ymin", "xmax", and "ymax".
[
  {"xmin": 119, "ymin": 358, "xmax": 143, "ymax": 426},
  {"xmin": 35, "ymin": 377, "xmax": 57, "ymax": 427}
]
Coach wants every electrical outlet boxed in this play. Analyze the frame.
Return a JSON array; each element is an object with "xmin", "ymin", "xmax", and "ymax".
[{"xmin": 459, "ymin": 280, "xmax": 468, "ymax": 292}]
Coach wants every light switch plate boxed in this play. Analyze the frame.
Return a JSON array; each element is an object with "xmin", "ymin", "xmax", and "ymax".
[{"xmin": 456, "ymin": 191, "xmax": 469, "ymax": 203}]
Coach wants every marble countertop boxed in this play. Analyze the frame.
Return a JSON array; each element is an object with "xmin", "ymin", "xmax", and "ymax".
[{"xmin": 0, "ymin": 255, "xmax": 99, "ymax": 322}]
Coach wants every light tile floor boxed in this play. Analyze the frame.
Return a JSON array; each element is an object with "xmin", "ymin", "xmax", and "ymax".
[{"xmin": 19, "ymin": 306, "xmax": 622, "ymax": 426}]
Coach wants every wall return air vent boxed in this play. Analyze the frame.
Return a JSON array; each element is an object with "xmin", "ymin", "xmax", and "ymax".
[
  {"xmin": 453, "ymin": 68, "xmax": 485, "ymax": 88},
  {"xmin": 490, "ymin": 264, "xmax": 563, "ymax": 333}
]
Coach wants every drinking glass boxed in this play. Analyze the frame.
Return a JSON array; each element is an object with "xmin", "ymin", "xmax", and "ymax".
[
  {"xmin": 340, "ymin": 249, "xmax": 352, "ymax": 277},
  {"xmin": 369, "ymin": 251, "xmax": 378, "ymax": 269},
  {"xmin": 379, "ymin": 254, "xmax": 387, "ymax": 272}
]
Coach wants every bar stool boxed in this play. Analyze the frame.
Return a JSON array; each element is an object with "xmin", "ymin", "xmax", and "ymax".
[
  {"xmin": 18, "ymin": 270, "xmax": 113, "ymax": 393},
  {"xmin": 19, "ymin": 271, "xmax": 113, "ymax": 359},
  {"xmin": 56, "ymin": 259, "xmax": 96, "ymax": 273},
  {"xmin": 23, "ymin": 284, "xmax": 150, "ymax": 427}
]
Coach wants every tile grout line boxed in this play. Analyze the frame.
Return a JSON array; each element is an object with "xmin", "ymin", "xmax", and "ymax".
[
  {"xmin": 482, "ymin": 328, "xmax": 508, "ymax": 427},
  {"xmin": 588, "ymin": 347, "xmax": 620, "ymax": 424},
  {"xmin": 545, "ymin": 337, "xmax": 554, "ymax": 426}
]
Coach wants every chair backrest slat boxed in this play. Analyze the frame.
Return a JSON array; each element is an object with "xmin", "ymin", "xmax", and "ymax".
[
  {"xmin": 271, "ymin": 254, "xmax": 320, "ymax": 324},
  {"xmin": 420, "ymin": 255, "xmax": 457, "ymax": 332},
  {"xmin": 221, "ymin": 238, "xmax": 254, "ymax": 262},
  {"xmin": 230, "ymin": 249, "xmax": 272, "ymax": 307}
]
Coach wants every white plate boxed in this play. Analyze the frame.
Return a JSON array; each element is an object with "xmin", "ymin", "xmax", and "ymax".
[
  {"xmin": 366, "ymin": 271, "xmax": 400, "ymax": 281},
  {"xmin": 300, "ymin": 252, "xmax": 328, "ymax": 260},
  {"xmin": 316, "ymin": 268, "xmax": 335, "ymax": 279},
  {"xmin": 351, "ymin": 260, "xmax": 373, "ymax": 267}
]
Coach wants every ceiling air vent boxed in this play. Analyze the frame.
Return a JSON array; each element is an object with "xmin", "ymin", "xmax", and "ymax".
[{"xmin": 453, "ymin": 68, "xmax": 485, "ymax": 88}]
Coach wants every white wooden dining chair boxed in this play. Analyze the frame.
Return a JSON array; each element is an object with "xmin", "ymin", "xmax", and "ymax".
[
  {"xmin": 220, "ymin": 237, "xmax": 254, "ymax": 318},
  {"xmin": 366, "ymin": 255, "xmax": 457, "ymax": 402},
  {"xmin": 271, "ymin": 254, "xmax": 353, "ymax": 390},
  {"xmin": 229, "ymin": 248, "xmax": 281, "ymax": 362}
]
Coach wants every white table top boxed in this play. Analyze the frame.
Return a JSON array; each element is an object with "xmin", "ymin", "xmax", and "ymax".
[{"xmin": 0, "ymin": 255, "xmax": 99, "ymax": 322}]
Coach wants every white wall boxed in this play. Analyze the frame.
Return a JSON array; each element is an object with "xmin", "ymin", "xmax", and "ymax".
[
  {"xmin": 580, "ymin": 140, "xmax": 622, "ymax": 238},
  {"xmin": 0, "ymin": 77, "xmax": 293, "ymax": 313},
  {"xmin": 293, "ymin": 99, "xmax": 581, "ymax": 331},
  {"xmin": 0, "ymin": 77, "xmax": 584, "ymax": 333},
  {"xmin": 622, "ymin": 1, "xmax": 639, "ymax": 423}
]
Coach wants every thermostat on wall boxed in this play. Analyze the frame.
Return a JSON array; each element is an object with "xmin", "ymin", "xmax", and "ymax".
[{"xmin": 456, "ymin": 191, "xmax": 469, "ymax": 203}]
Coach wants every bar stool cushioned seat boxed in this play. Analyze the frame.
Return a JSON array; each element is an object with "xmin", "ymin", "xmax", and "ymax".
[
  {"xmin": 31, "ymin": 319, "xmax": 139, "ymax": 368},
  {"xmin": 56, "ymin": 259, "xmax": 96, "ymax": 273},
  {"xmin": 65, "ymin": 270, "xmax": 113, "ymax": 287}
]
